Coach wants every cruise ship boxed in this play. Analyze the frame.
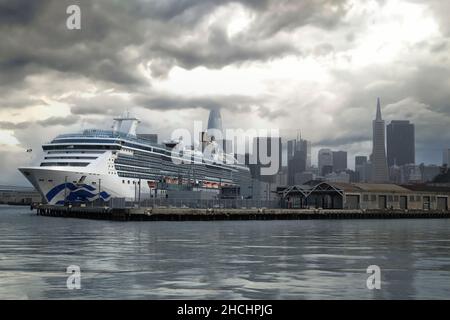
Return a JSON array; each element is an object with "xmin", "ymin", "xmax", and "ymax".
[{"xmin": 19, "ymin": 110, "xmax": 252, "ymax": 205}]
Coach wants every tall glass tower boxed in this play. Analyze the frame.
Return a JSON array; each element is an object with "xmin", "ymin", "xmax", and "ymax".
[
  {"xmin": 372, "ymin": 98, "xmax": 389, "ymax": 183},
  {"xmin": 207, "ymin": 108, "xmax": 223, "ymax": 133},
  {"xmin": 387, "ymin": 120, "xmax": 415, "ymax": 166}
]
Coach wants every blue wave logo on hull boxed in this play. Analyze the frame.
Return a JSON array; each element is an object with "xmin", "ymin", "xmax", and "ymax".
[{"xmin": 46, "ymin": 183, "xmax": 111, "ymax": 204}]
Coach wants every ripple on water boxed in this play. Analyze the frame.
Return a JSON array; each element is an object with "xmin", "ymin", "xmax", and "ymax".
[{"xmin": 1, "ymin": 207, "xmax": 450, "ymax": 299}]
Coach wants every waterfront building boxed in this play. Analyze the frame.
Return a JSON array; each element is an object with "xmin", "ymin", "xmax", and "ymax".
[
  {"xmin": 371, "ymin": 98, "xmax": 389, "ymax": 183},
  {"xmin": 277, "ymin": 181, "xmax": 450, "ymax": 210},
  {"xmin": 0, "ymin": 185, "xmax": 42, "ymax": 204},
  {"xmin": 387, "ymin": 120, "xmax": 415, "ymax": 167}
]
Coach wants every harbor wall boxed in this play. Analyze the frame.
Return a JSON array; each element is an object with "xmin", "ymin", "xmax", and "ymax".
[{"xmin": 34, "ymin": 204, "xmax": 450, "ymax": 221}]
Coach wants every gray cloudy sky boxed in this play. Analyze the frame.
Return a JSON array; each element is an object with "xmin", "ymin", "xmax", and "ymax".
[{"xmin": 1, "ymin": 0, "xmax": 450, "ymax": 185}]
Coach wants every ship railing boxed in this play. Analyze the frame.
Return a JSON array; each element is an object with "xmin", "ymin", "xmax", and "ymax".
[{"xmin": 54, "ymin": 131, "xmax": 156, "ymax": 144}]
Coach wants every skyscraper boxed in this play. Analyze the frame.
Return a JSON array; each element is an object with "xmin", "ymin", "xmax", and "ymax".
[
  {"xmin": 355, "ymin": 156, "xmax": 368, "ymax": 167},
  {"xmin": 206, "ymin": 108, "xmax": 231, "ymax": 153},
  {"xmin": 207, "ymin": 108, "xmax": 223, "ymax": 133},
  {"xmin": 355, "ymin": 156, "xmax": 367, "ymax": 182},
  {"xmin": 318, "ymin": 149, "xmax": 333, "ymax": 176},
  {"xmin": 332, "ymin": 151, "xmax": 347, "ymax": 172},
  {"xmin": 287, "ymin": 136, "xmax": 311, "ymax": 185},
  {"xmin": 387, "ymin": 120, "xmax": 415, "ymax": 166},
  {"xmin": 371, "ymin": 98, "xmax": 389, "ymax": 183},
  {"xmin": 252, "ymin": 136, "xmax": 282, "ymax": 183}
]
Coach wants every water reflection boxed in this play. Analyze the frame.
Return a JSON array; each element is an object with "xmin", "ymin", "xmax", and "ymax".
[{"xmin": 1, "ymin": 206, "xmax": 450, "ymax": 299}]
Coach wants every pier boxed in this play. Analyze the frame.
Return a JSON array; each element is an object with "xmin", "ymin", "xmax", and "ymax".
[{"xmin": 34, "ymin": 204, "xmax": 450, "ymax": 221}]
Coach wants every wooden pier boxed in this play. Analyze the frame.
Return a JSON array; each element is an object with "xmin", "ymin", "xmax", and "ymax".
[{"xmin": 34, "ymin": 204, "xmax": 450, "ymax": 221}]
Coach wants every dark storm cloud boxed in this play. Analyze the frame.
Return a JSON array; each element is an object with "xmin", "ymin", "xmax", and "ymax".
[
  {"xmin": 37, "ymin": 115, "xmax": 80, "ymax": 127},
  {"xmin": 0, "ymin": 0, "xmax": 47, "ymax": 25},
  {"xmin": 2, "ymin": 0, "xmax": 450, "ymax": 186},
  {"xmin": 245, "ymin": 0, "xmax": 350, "ymax": 38},
  {"xmin": 127, "ymin": 0, "xmax": 272, "ymax": 23},
  {"xmin": 66, "ymin": 90, "xmax": 282, "ymax": 121},
  {"xmin": 0, "ymin": 95, "xmax": 47, "ymax": 109},
  {"xmin": 0, "ymin": 0, "xmax": 147, "ymax": 87},
  {"xmin": 68, "ymin": 94, "xmax": 135, "ymax": 115},
  {"xmin": 149, "ymin": 26, "xmax": 299, "ymax": 69},
  {"xmin": 134, "ymin": 93, "xmax": 257, "ymax": 112},
  {"xmin": 0, "ymin": 0, "xmax": 350, "ymax": 89},
  {"xmin": 315, "ymin": 134, "xmax": 371, "ymax": 147},
  {"xmin": 0, "ymin": 116, "xmax": 80, "ymax": 129}
]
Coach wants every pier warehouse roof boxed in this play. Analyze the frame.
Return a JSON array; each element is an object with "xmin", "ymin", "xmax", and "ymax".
[{"xmin": 277, "ymin": 181, "xmax": 450, "ymax": 210}]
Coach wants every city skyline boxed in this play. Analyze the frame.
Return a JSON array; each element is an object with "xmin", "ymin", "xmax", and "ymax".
[{"xmin": 1, "ymin": 0, "xmax": 450, "ymax": 186}]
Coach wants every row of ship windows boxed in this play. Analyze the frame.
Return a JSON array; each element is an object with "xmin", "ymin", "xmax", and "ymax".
[
  {"xmin": 47, "ymin": 151, "xmax": 105, "ymax": 155},
  {"xmin": 115, "ymin": 165, "xmax": 161, "ymax": 175},
  {"xmin": 115, "ymin": 158, "xmax": 161, "ymax": 168},
  {"xmin": 133, "ymin": 149, "xmax": 224, "ymax": 166},
  {"xmin": 50, "ymin": 139, "xmax": 173, "ymax": 156},
  {"xmin": 38, "ymin": 178, "xmax": 99, "ymax": 185},
  {"xmin": 116, "ymin": 172, "xmax": 235, "ymax": 185},
  {"xmin": 118, "ymin": 172, "xmax": 156, "ymax": 180},
  {"xmin": 40, "ymin": 162, "xmax": 89, "ymax": 167},
  {"xmin": 44, "ymin": 156, "xmax": 98, "ymax": 160},
  {"xmin": 52, "ymin": 139, "xmax": 120, "ymax": 144},
  {"xmin": 43, "ymin": 145, "xmax": 120, "ymax": 151},
  {"xmin": 122, "ymin": 180, "xmax": 142, "ymax": 185},
  {"xmin": 115, "ymin": 164, "xmax": 232, "ymax": 180}
]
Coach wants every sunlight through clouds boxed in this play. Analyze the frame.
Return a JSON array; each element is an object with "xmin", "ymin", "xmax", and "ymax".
[{"xmin": 0, "ymin": 0, "xmax": 449, "ymax": 184}]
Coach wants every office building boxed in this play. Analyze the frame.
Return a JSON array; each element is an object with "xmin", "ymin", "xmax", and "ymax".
[
  {"xmin": 355, "ymin": 156, "xmax": 367, "ymax": 182},
  {"xmin": 333, "ymin": 151, "xmax": 347, "ymax": 172},
  {"xmin": 387, "ymin": 120, "xmax": 415, "ymax": 166},
  {"xmin": 287, "ymin": 136, "xmax": 311, "ymax": 185},
  {"xmin": 252, "ymin": 136, "xmax": 282, "ymax": 183},
  {"xmin": 318, "ymin": 149, "xmax": 333, "ymax": 176}
]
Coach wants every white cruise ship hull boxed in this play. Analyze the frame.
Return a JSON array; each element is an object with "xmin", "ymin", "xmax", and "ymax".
[{"xmin": 19, "ymin": 167, "xmax": 140, "ymax": 205}]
